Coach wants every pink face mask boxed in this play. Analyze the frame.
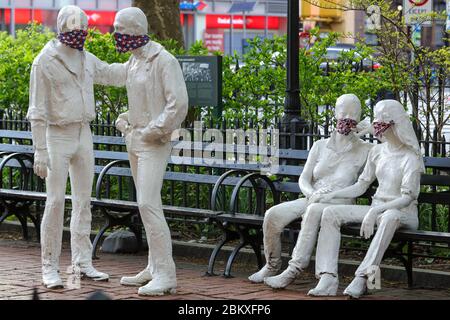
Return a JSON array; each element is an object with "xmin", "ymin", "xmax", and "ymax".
[
  {"xmin": 336, "ymin": 118, "xmax": 357, "ymax": 135},
  {"xmin": 373, "ymin": 121, "xmax": 394, "ymax": 138},
  {"xmin": 58, "ymin": 29, "xmax": 88, "ymax": 51}
]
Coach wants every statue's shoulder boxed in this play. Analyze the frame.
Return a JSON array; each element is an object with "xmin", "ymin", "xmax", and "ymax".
[{"xmin": 33, "ymin": 40, "xmax": 56, "ymax": 66}]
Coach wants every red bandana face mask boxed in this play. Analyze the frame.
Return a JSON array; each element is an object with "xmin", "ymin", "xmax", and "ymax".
[
  {"xmin": 58, "ymin": 29, "xmax": 88, "ymax": 51},
  {"xmin": 336, "ymin": 118, "xmax": 357, "ymax": 135},
  {"xmin": 373, "ymin": 121, "xmax": 394, "ymax": 138},
  {"xmin": 114, "ymin": 33, "xmax": 150, "ymax": 53}
]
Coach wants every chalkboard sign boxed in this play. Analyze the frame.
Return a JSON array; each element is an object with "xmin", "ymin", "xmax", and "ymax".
[{"xmin": 177, "ymin": 56, "xmax": 222, "ymax": 111}]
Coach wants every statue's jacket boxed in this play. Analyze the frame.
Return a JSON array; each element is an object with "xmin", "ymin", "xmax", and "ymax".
[
  {"xmin": 27, "ymin": 39, "xmax": 123, "ymax": 126},
  {"xmin": 115, "ymin": 40, "xmax": 188, "ymax": 151}
]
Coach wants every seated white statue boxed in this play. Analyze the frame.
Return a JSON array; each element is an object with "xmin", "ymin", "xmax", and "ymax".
[
  {"xmin": 248, "ymin": 94, "xmax": 373, "ymax": 286},
  {"xmin": 308, "ymin": 99, "xmax": 424, "ymax": 298}
]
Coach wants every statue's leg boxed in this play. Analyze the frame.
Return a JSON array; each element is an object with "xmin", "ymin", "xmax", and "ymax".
[
  {"xmin": 41, "ymin": 132, "xmax": 72, "ymax": 287},
  {"xmin": 135, "ymin": 143, "xmax": 177, "ymax": 296},
  {"xmin": 69, "ymin": 125, "xmax": 95, "ymax": 268},
  {"xmin": 289, "ymin": 202, "xmax": 330, "ymax": 271},
  {"xmin": 248, "ymin": 198, "xmax": 307, "ymax": 283},
  {"xmin": 308, "ymin": 205, "xmax": 369, "ymax": 296},
  {"xmin": 354, "ymin": 209, "xmax": 418, "ymax": 277}
]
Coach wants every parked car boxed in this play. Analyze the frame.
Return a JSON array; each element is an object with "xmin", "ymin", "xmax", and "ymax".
[{"xmin": 319, "ymin": 45, "xmax": 382, "ymax": 73}]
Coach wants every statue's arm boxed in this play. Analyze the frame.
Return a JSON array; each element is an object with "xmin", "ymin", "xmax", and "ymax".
[
  {"xmin": 92, "ymin": 54, "xmax": 128, "ymax": 87},
  {"xmin": 298, "ymin": 142, "xmax": 320, "ymax": 198}
]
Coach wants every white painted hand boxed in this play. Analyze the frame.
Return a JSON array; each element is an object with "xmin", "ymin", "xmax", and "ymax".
[
  {"xmin": 115, "ymin": 118, "xmax": 130, "ymax": 135},
  {"xmin": 360, "ymin": 208, "xmax": 380, "ymax": 239},
  {"xmin": 34, "ymin": 149, "xmax": 50, "ymax": 179},
  {"xmin": 139, "ymin": 126, "xmax": 161, "ymax": 143},
  {"xmin": 308, "ymin": 191, "xmax": 335, "ymax": 204}
]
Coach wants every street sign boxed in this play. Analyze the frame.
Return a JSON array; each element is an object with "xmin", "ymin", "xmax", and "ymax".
[
  {"xmin": 403, "ymin": 0, "xmax": 433, "ymax": 26},
  {"xmin": 177, "ymin": 56, "xmax": 223, "ymax": 115}
]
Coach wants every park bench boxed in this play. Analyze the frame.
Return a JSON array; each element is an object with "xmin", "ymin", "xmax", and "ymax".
[{"xmin": 1, "ymin": 129, "xmax": 450, "ymax": 287}]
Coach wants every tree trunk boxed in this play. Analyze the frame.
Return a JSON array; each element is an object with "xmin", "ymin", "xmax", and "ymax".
[{"xmin": 133, "ymin": 0, "xmax": 184, "ymax": 48}]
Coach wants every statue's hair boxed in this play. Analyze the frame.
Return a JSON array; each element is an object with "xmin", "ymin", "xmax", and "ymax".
[
  {"xmin": 335, "ymin": 93, "xmax": 362, "ymax": 120},
  {"xmin": 57, "ymin": 5, "xmax": 88, "ymax": 33}
]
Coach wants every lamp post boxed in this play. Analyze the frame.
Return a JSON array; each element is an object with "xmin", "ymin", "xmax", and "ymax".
[{"xmin": 281, "ymin": 0, "xmax": 307, "ymax": 150}]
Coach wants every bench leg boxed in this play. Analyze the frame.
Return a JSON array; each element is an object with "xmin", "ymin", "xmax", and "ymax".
[
  {"xmin": 205, "ymin": 236, "xmax": 228, "ymax": 277},
  {"xmin": 16, "ymin": 212, "xmax": 29, "ymax": 241},
  {"xmin": 249, "ymin": 240, "xmax": 263, "ymax": 270},
  {"xmin": 128, "ymin": 224, "xmax": 142, "ymax": 253},
  {"xmin": 406, "ymin": 241, "xmax": 414, "ymax": 288},
  {"xmin": 0, "ymin": 210, "xmax": 8, "ymax": 224},
  {"xmin": 224, "ymin": 239, "xmax": 247, "ymax": 278},
  {"xmin": 92, "ymin": 219, "xmax": 111, "ymax": 260},
  {"xmin": 29, "ymin": 213, "xmax": 41, "ymax": 242}
]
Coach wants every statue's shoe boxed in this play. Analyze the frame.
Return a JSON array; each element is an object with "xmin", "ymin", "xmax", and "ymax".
[
  {"xmin": 343, "ymin": 276, "xmax": 367, "ymax": 299},
  {"xmin": 264, "ymin": 267, "xmax": 298, "ymax": 289},
  {"xmin": 120, "ymin": 268, "xmax": 152, "ymax": 286},
  {"xmin": 248, "ymin": 265, "xmax": 279, "ymax": 283},
  {"xmin": 307, "ymin": 273, "xmax": 339, "ymax": 296},
  {"xmin": 42, "ymin": 270, "xmax": 64, "ymax": 289},
  {"xmin": 79, "ymin": 265, "xmax": 109, "ymax": 281},
  {"xmin": 138, "ymin": 278, "xmax": 177, "ymax": 296}
]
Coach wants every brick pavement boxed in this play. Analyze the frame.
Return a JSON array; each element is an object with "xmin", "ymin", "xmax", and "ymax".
[{"xmin": 0, "ymin": 239, "xmax": 449, "ymax": 300}]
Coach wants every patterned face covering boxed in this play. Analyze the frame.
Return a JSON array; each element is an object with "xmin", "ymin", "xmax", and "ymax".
[
  {"xmin": 373, "ymin": 120, "xmax": 394, "ymax": 138},
  {"xmin": 336, "ymin": 118, "xmax": 357, "ymax": 135},
  {"xmin": 114, "ymin": 33, "xmax": 150, "ymax": 53},
  {"xmin": 58, "ymin": 29, "xmax": 88, "ymax": 51}
]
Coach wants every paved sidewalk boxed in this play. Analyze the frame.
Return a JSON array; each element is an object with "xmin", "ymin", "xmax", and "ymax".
[{"xmin": 0, "ymin": 239, "xmax": 449, "ymax": 300}]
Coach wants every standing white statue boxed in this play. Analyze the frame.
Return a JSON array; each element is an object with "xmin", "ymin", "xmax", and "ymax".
[
  {"xmin": 248, "ymin": 94, "xmax": 373, "ymax": 286},
  {"xmin": 110, "ymin": 7, "xmax": 188, "ymax": 296},
  {"xmin": 27, "ymin": 5, "xmax": 125, "ymax": 289},
  {"xmin": 308, "ymin": 99, "xmax": 424, "ymax": 298}
]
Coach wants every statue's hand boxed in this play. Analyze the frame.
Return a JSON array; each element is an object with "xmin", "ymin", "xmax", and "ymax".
[
  {"xmin": 139, "ymin": 126, "xmax": 160, "ymax": 143},
  {"xmin": 308, "ymin": 191, "xmax": 334, "ymax": 204},
  {"xmin": 360, "ymin": 208, "xmax": 380, "ymax": 239},
  {"xmin": 115, "ymin": 118, "xmax": 130, "ymax": 135},
  {"xmin": 353, "ymin": 118, "xmax": 373, "ymax": 137},
  {"xmin": 34, "ymin": 149, "xmax": 50, "ymax": 179}
]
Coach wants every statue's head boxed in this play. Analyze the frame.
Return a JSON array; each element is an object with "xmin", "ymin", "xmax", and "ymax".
[
  {"xmin": 113, "ymin": 7, "xmax": 149, "ymax": 54},
  {"xmin": 57, "ymin": 5, "xmax": 88, "ymax": 33},
  {"xmin": 334, "ymin": 94, "xmax": 361, "ymax": 136},
  {"xmin": 373, "ymin": 100, "xmax": 422, "ymax": 164},
  {"xmin": 114, "ymin": 7, "xmax": 148, "ymax": 36}
]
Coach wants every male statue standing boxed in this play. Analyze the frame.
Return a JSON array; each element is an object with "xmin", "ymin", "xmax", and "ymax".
[
  {"xmin": 109, "ymin": 7, "xmax": 188, "ymax": 295},
  {"xmin": 27, "ymin": 5, "xmax": 123, "ymax": 288}
]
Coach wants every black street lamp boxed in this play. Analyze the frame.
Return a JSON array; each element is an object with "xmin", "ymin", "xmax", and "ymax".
[{"xmin": 281, "ymin": 0, "xmax": 307, "ymax": 150}]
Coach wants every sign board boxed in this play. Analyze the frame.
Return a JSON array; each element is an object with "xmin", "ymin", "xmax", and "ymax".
[
  {"xmin": 203, "ymin": 29, "xmax": 224, "ymax": 53},
  {"xmin": 403, "ymin": 0, "xmax": 432, "ymax": 25},
  {"xmin": 177, "ymin": 56, "xmax": 222, "ymax": 113}
]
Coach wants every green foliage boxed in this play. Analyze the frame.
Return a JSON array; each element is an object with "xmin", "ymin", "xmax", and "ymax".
[
  {"xmin": 1, "ymin": 23, "xmax": 389, "ymax": 127},
  {"xmin": 0, "ymin": 23, "xmax": 54, "ymax": 114}
]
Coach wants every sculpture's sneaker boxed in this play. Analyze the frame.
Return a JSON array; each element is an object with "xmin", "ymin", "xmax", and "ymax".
[
  {"xmin": 120, "ymin": 268, "xmax": 152, "ymax": 286},
  {"xmin": 138, "ymin": 278, "xmax": 177, "ymax": 296},
  {"xmin": 307, "ymin": 273, "xmax": 339, "ymax": 296},
  {"xmin": 264, "ymin": 267, "xmax": 298, "ymax": 289},
  {"xmin": 79, "ymin": 265, "xmax": 109, "ymax": 281},
  {"xmin": 42, "ymin": 270, "xmax": 64, "ymax": 289},
  {"xmin": 248, "ymin": 265, "xmax": 279, "ymax": 283},
  {"xmin": 343, "ymin": 276, "xmax": 367, "ymax": 299}
]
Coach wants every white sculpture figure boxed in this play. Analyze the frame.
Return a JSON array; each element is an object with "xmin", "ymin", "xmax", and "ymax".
[
  {"xmin": 27, "ymin": 5, "xmax": 125, "ymax": 289},
  {"xmin": 308, "ymin": 99, "xmax": 424, "ymax": 298},
  {"xmin": 248, "ymin": 94, "xmax": 373, "ymax": 286},
  {"xmin": 110, "ymin": 7, "xmax": 188, "ymax": 296}
]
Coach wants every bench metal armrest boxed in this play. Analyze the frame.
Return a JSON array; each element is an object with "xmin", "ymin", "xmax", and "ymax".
[
  {"xmin": 0, "ymin": 152, "xmax": 35, "ymax": 190},
  {"xmin": 95, "ymin": 159, "xmax": 131, "ymax": 200},
  {"xmin": 210, "ymin": 169, "xmax": 250, "ymax": 211},
  {"xmin": 229, "ymin": 172, "xmax": 280, "ymax": 215}
]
